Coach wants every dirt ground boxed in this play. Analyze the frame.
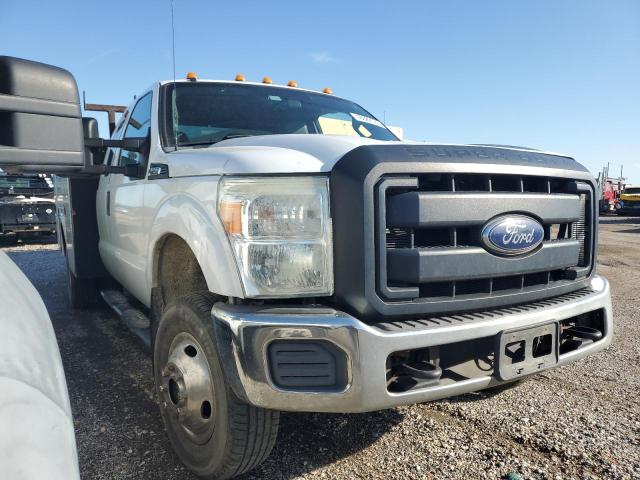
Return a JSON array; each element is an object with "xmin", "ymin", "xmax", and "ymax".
[{"xmin": 4, "ymin": 216, "xmax": 639, "ymax": 480}]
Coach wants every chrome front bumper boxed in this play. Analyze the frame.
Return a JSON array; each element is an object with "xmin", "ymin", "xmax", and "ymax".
[{"xmin": 212, "ymin": 275, "xmax": 612, "ymax": 413}]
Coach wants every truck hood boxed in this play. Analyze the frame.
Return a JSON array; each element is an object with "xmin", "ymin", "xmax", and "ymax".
[
  {"xmin": 165, "ymin": 134, "xmax": 574, "ymax": 177},
  {"xmin": 166, "ymin": 134, "xmax": 389, "ymax": 176}
]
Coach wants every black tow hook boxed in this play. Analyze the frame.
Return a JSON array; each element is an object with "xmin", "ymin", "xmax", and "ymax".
[
  {"xmin": 388, "ymin": 360, "xmax": 442, "ymax": 393},
  {"xmin": 559, "ymin": 325, "xmax": 604, "ymax": 355},
  {"xmin": 564, "ymin": 325, "xmax": 603, "ymax": 342},
  {"xmin": 397, "ymin": 360, "xmax": 442, "ymax": 381}
]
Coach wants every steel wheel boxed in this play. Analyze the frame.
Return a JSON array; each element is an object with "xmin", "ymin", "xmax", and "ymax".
[{"xmin": 160, "ymin": 332, "xmax": 215, "ymax": 445}]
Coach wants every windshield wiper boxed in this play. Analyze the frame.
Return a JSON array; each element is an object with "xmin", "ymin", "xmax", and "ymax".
[
  {"xmin": 178, "ymin": 134, "xmax": 254, "ymax": 148},
  {"xmin": 217, "ymin": 133, "xmax": 252, "ymax": 141},
  {"xmin": 178, "ymin": 140, "xmax": 217, "ymax": 147}
]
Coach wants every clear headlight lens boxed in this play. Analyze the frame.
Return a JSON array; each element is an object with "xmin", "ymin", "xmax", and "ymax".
[{"xmin": 218, "ymin": 176, "xmax": 333, "ymax": 297}]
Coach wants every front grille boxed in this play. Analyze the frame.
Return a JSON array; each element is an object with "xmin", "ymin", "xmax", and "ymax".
[
  {"xmin": 330, "ymin": 143, "xmax": 597, "ymax": 321},
  {"xmin": 377, "ymin": 173, "xmax": 594, "ymax": 305}
]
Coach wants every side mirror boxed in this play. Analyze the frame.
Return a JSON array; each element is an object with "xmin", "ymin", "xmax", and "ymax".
[
  {"xmin": 83, "ymin": 117, "xmax": 105, "ymax": 167},
  {"xmin": 0, "ymin": 56, "xmax": 84, "ymax": 173}
]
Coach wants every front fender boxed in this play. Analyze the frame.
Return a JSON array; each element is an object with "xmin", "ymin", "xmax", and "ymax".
[{"xmin": 145, "ymin": 178, "xmax": 243, "ymax": 300}]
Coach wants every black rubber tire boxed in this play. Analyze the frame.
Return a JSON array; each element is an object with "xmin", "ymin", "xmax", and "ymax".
[
  {"xmin": 153, "ymin": 292, "xmax": 279, "ymax": 480},
  {"xmin": 66, "ymin": 254, "xmax": 97, "ymax": 308}
]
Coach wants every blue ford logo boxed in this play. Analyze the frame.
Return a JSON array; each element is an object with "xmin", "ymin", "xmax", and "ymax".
[{"xmin": 481, "ymin": 215, "xmax": 544, "ymax": 256}]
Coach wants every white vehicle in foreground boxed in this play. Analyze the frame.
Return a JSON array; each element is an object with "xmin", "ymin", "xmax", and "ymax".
[
  {"xmin": 0, "ymin": 252, "xmax": 79, "ymax": 479},
  {"xmin": 0, "ymin": 56, "xmax": 613, "ymax": 479}
]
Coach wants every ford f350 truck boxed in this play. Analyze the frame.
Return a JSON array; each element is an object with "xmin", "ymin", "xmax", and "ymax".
[{"xmin": 0, "ymin": 56, "xmax": 613, "ymax": 480}]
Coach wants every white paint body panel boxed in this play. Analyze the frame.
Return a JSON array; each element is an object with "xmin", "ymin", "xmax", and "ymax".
[
  {"xmin": 0, "ymin": 252, "xmax": 79, "ymax": 479},
  {"xmin": 167, "ymin": 134, "xmax": 390, "ymax": 176}
]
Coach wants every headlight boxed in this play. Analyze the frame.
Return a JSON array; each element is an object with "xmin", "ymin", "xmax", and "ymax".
[{"xmin": 218, "ymin": 176, "xmax": 333, "ymax": 297}]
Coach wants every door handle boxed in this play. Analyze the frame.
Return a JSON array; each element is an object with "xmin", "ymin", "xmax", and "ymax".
[{"xmin": 106, "ymin": 190, "xmax": 111, "ymax": 216}]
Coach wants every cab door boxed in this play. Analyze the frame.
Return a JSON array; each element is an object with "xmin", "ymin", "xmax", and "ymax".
[
  {"xmin": 99, "ymin": 92, "xmax": 153, "ymax": 302},
  {"xmin": 96, "ymin": 131, "xmax": 123, "ymax": 255}
]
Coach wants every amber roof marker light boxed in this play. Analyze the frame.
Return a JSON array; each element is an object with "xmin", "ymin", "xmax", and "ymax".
[
  {"xmin": 262, "ymin": 76, "xmax": 273, "ymax": 84},
  {"xmin": 235, "ymin": 74, "xmax": 246, "ymax": 81},
  {"xmin": 323, "ymin": 87, "xmax": 333, "ymax": 94},
  {"xmin": 287, "ymin": 80, "xmax": 298, "ymax": 87},
  {"xmin": 186, "ymin": 72, "xmax": 198, "ymax": 81}
]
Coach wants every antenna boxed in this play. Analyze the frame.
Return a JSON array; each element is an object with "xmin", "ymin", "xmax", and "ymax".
[{"xmin": 170, "ymin": 0, "xmax": 178, "ymax": 150}]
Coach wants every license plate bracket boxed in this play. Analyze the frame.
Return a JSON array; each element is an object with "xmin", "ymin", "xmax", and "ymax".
[{"xmin": 495, "ymin": 322, "xmax": 558, "ymax": 381}]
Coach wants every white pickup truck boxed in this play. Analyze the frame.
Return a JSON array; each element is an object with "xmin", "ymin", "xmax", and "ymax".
[{"xmin": 0, "ymin": 56, "xmax": 613, "ymax": 480}]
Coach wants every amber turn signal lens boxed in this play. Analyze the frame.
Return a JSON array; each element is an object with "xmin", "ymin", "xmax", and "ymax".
[{"xmin": 219, "ymin": 201, "xmax": 243, "ymax": 235}]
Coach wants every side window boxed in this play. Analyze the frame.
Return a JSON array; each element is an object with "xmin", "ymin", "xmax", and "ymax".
[
  {"xmin": 109, "ymin": 120, "xmax": 126, "ymax": 166},
  {"xmin": 119, "ymin": 93, "xmax": 152, "ymax": 167}
]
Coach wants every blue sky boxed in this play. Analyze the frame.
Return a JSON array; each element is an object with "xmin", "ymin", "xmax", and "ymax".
[{"xmin": 2, "ymin": 0, "xmax": 638, "ymax": 182}]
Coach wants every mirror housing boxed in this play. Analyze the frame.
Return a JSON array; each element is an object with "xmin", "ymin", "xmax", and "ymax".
[
  {"xmin": 124, "ymin": 163, "xmax": 145, "ymax": 179},
  {"xmin": 0, "ymin": 56, "xmax": 84, "ymax": 173},
  {"xmin": 83, "ymin": 117, "xmax": 105, "ymax": 168}
]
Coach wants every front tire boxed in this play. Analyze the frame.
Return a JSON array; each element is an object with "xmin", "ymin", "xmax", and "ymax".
[{"xmin": 153, "ymin": 292, "xmax": 279, "ymax": 479}]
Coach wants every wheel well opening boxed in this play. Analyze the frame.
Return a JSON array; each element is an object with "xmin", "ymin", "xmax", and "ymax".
[{"xmin": 156, "ymin": 235, "xmax": 209, "ymax": 306}]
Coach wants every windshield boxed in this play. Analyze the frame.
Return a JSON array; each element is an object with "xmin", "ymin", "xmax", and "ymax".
[
  {"xmin": 623, "ymin": 188, "xmax": 640, "ymax": 195},
  {"xmin": 0, "ymin": 173, "xmax": 53, "ymax": 196},
  {"xmin": 162, "ymin": 82, "xmax": 398, "ymax": 148}
]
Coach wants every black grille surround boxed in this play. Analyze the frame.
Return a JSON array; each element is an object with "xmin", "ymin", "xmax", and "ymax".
[{"xmin": 330, "ymin": 144, "xmax": 597, "ymax": 323}]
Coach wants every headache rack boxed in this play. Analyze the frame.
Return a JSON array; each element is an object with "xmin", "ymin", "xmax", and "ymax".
[{"xmin": 377, "ymin": 173, "xmax": 594, "ymax": 306}]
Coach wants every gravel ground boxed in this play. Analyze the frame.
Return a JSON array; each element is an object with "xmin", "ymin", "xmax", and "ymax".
[{"xmin": 4, "ymin": 216, "xmax": 640, "ymax": 480}]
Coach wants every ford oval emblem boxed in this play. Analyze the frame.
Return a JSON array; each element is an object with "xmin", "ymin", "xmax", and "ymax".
[{"xmin": 481, "ymin": 215, "xmax": 544, "ymax": 256}]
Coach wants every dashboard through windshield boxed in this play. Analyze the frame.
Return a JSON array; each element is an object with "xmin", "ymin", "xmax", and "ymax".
[{"xmin": 161, "ymin": 82, "xmax": 398, "ymax": 148}]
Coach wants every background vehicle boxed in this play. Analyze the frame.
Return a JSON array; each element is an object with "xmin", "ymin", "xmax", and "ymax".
[
  {"xmin": 0, "ymin": 251, "xmax": 79, "ymax": 479},
  {"xmin": 616, "ymin": 186, "xmax": 640, "ymax": 216},
  {"xmin": 0, "ymin": 56, "xmax": 613, "ymax": 479},
  {"xmin": 0, "ymin": 170, "xmax": 56, "ymax": 242}
]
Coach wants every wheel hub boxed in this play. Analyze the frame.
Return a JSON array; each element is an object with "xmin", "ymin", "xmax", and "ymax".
[{"xmin": 161, "ymin": 333, "xmax": 215, "ymax": 444}]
